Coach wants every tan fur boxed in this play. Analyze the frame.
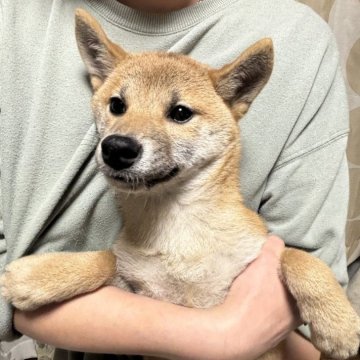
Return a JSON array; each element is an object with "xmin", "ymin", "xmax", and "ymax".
[
  {"xmin": 1, "ymin": 251, "xmax": 117, "ymax": 310},
  {"xmin": 1, "ymin": 9, "xmax": 360, "ymax": 360},
  {"xmin": 281, "ymin": 249, "xmax": 360, "ymax": 359},
  {"xmin": 75, "ymin": 8, "xmax": 127, "ymax": 90}
]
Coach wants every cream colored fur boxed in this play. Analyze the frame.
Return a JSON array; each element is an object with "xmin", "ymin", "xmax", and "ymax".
[{"xmin": 1, "ymin": 9, "xmax": 360, "ymax": 360}]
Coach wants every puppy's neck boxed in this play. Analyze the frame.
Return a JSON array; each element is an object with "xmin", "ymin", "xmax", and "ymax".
[{"xmin": 116, "ymin": 145, "xmax": 247, "ymax": 251}]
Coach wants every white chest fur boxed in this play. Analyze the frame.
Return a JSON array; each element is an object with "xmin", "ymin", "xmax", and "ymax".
[{"xmin": 111, "ymin": 191, "xmax": 266, "ymax": 308}]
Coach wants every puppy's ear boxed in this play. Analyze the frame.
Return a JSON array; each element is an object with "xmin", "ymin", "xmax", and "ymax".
[
  {"xmin": 210, "ymin": 38, "xmax": 274, "ymax": 119},
  {"xmin": 75, "ymin": 8, "xmax": 128, "ymax": 90}
]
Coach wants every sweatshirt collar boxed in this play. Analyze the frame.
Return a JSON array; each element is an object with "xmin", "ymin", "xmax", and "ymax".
[{"xmin": 85, "ymin": 0, "xmax": 239, "ymax": 35}]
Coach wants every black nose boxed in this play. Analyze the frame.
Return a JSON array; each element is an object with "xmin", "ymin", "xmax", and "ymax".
[{"xmin": 101, "ymin": 135, "xmax": 142, "ymax": 171}]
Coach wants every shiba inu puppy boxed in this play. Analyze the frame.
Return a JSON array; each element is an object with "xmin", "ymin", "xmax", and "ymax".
[{"xmin": 1, "ymin": 9, "xmax": 360, "ymax": 360}]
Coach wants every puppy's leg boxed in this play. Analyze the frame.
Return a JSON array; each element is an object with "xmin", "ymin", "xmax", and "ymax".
[
  {"xmin": 0, "ymin": 250, "xmax": 116, "ymax": 310},
  {"xmin": 281, "ymin": 249, "xmax": 360, "ymax": 360}
]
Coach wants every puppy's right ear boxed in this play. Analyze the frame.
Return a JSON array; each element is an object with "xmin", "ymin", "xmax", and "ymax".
[
  {"xmin": 75, "ymin": 9, "xmax": 128, "ymax": 90},
  {"xmin": 209, "ymin": 38, "xmax": 274, "ymax": 120}
]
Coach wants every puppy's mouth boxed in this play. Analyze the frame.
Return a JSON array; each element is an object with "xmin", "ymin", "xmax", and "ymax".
[{"xmin": 109, "ymin": 167, "xmax": 180, "ymax": 189}]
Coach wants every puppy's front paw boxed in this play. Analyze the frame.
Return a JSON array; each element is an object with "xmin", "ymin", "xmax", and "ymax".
[
  {"xmin": 1, "ymin": 251, "xmax": 115, "ymax": 311},
  {"xmin": 310, "ymin": 306, "xmax": 360, "ymax": 359},
  {"xmin": 0, "ymin": 255, "xmax": 57, "ymax": 311}
]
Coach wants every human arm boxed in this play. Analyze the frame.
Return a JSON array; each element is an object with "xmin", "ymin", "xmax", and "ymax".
[
  {"xmin": 0, "ymin": 0, "xmax": 9, "ymax": 340},
  {"xmin": 242, "ymin": 20, "xmax": 350, "ymax": 309},
  {"xmin": 259, "ymin": 47, "xmax": 348, "ymax": 346},
  {"xmin": 14, "ymin": 236, "xmax": 300, "ymax": 360}
]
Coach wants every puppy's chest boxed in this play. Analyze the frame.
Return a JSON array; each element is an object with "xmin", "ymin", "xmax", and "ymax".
[
  {"xmin": 112, "ymin": 232, "xmax": 264, "ymax": 308},
  {"xmin": 113, "ymin": 249, "xmax": 229, "ymax": 307}
]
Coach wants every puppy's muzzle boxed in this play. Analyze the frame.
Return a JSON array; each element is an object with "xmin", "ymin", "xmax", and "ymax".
[{"xmin": 101, "ymin": 135, "xmax": 142, "ymax": 171}]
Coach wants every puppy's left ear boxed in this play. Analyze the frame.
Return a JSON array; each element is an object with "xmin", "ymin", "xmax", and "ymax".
[
  {"xmin": 210, "ymin": 38, "xmax": 274, "ymax": 119},
  {"xmin": 75, "ymin": 8, "xmax": 128, "ymax": 91}
]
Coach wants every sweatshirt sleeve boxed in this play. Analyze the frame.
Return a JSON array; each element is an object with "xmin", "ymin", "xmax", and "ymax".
[
  {"xmin": 259, "ymin": 34, "xmax": 349, "ymax": 288},
  {"xmin": 0, "ymin": 168, "xmax": 11, "ymax": 341},
  {"xmin": 0, "ymin": 0, "xmax": 6, "ymax": 269},
  {"xmin": 0, "ymin": 0, "xmax": 13, "ymax": 342}
]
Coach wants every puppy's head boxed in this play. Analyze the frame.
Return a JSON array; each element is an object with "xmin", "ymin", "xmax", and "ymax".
[{"xmin": 75, "ymin": 9, "xmax": 273, "ymax": 193}]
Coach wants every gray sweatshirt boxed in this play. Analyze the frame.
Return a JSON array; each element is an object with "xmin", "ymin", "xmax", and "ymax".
[{"xmin": 0, "ymin": 0, "xmax": 349, "ymax": 349}]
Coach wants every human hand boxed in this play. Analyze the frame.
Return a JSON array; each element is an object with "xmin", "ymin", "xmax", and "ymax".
[{"xmin": 207, "ymin": 235, "xmax": 301, "ymax": 360}]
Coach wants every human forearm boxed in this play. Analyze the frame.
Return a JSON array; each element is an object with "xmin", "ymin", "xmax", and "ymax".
[
  {"xmin": 17, "ymin": 285, "xmax": 254, "ymax": 360},
  {"xmin": 14, "ymin": 286, "xmax": 220, "ymax": 360},
  {"xmin": 283, "ymin": 332, "xmax": 320, "ymax": 360}
]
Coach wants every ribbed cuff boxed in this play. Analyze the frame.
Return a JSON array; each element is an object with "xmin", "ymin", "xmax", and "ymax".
[{"xmin": 0, "ymin": 336, "xmax": 37, "ymax": 360}]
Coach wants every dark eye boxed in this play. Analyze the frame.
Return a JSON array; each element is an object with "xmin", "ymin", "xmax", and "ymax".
[
  {"xmin": 169, "ymin": 105, "xmax": 193, "ymax": 123},
  {"xmin": 109, "ymin": 97, "xmax": 126, "ymax": 115}
]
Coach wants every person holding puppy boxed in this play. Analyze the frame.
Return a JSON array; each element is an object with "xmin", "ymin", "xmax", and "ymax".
[{"xmin": 0, "ymin": 0, "xmax": 351, "ymax": 359}]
